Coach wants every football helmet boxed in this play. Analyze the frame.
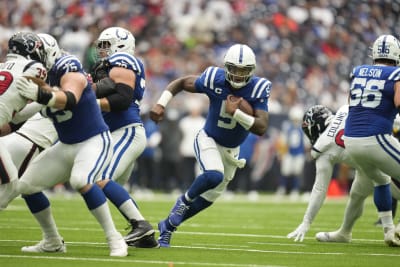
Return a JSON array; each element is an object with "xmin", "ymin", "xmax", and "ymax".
[
  {"xmin": 96, "ymin": 27, "xmax": 135, "ymax": 58},
  {"xmin": 371, "ymin": 34, "xmax": 400, "ymax": 65},
  {"xmin": 38, "ymin": 33, "xmax": 62, "ymax": 70},
  {"xmin": 302, "ymin": 105, "xmax": 333, "ymax": 145},
  {"xmin": 223, "ymin": 44, "xmax": 256, "ymax": 89},
  {"xmin": 8, "ymin": 32, "xmax": 45, "ymax": 62}
]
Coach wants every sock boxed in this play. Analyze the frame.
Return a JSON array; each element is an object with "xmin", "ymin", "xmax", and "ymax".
[
  {"xmin": 374, "ymin": 184, "xmax": 392, "ymax": 212},
  {"xmin": 187, "ymin": 170, "xmax": 223, "ymax": 199},
  {"xmin": 182, "ymin": 196, "xmax": 212, "ymax": 222},
  {"xmin": 379, "ymin": 211, "xmax": 395, "ymax": 229},
  {"xmin": 102, "ymin": 180, "xmax": 144, "ymax": 221},
  {"xmin": 119, "ymin": 200, "xmax": 144, "ymax": 221},
  {"xmin": 82, "ymin": 184, "xmax": 118, "ymax": 237},
  {"xmin": 23, "ymin": 192, "xmax": 60, "ymax": 240}
]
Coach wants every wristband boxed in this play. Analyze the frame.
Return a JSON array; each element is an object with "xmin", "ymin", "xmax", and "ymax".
[
  {"xmin": 96, "ymin": 99, "xmax": 101, "ymax": 107},
  {"xmin": 233, "ymin": 109, "xmax": 255, "ymax": 130},
  {"xmin": 157, "ymin": 90, "xmax": 173, "ymax": 107}
]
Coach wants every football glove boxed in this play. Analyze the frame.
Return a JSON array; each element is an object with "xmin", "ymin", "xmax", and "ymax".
[
  {"xmin": 287, "ymin": 222, "xmax": 310, "ymax": 242},
  {"xmin": 16, "ymin": 77, "xmax": 39, "ymax": 101},
  {"xmin": 90, "ymin": 59, "xmax": 109, "ymax": 82},
  {"xmin": 16, "ymin": 77, "xmax": 54, "ymax": 105}
]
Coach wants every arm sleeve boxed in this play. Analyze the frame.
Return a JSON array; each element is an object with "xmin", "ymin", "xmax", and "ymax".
[
  {"xmin": 11, "ymin": 102, "xmax": 44, "ymax": 124},
  {"xmin": 302, "ymin": 155, "xmax": 334, "ymax": 224}
]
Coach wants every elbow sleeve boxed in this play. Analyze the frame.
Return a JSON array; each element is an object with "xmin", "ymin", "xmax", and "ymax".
[{"xmin": 105, "ymin": 83, "xmax": 134, "ymax": 111}]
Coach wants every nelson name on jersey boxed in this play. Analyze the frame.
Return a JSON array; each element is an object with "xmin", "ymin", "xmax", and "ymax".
[{"xmin": 358, "ymin": 67, "xmax": 382, "ymax": 78}]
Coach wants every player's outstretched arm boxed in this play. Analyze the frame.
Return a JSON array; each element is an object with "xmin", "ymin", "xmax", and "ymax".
[
  {"xmin": 150, "ymin": 75, "xmax": 197, "ymax": 123},
  {"xmin": 287, "ymin": 155, "xmax": 334, "ymax": 242}
]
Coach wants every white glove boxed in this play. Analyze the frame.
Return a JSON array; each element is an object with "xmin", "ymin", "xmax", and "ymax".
[
  {"xmin": 16, "ymin": 77, "xmax": 39, "ymax": 101},
  {"xmin": 287, "ymin": 222, "xmax": 310, "ymax": 242}
]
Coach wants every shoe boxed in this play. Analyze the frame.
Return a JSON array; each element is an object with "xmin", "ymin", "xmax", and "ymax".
[
  {"xmin": 374, "ymin": 218, "xmax": 382, "ymax": 227},
  {"xmin": 315, "ymin": 231, "xmax": 351, "ymax": 243},
  {"xmin": 124, "ymin": 219, "xmax": 155, "ymax": 243},
  {"xmin": 21, "ymin": 238, "xmax": 66, "ymax": 253},
  {"xmin": 107, "ymin": 234, "xmax": 128, "ymax": 257},
  {"xmin": 158, "ymin": 219, "xmax": 174, "ymax": 248},
  {"xmin": 127, "ymin": 233, "xmax": 160, "ymax": 248},
  {"xmin": 0, "ymin": 180, "xmax": 19, "ymax": 210},
  {"xmin": 168, "ymin": 196, "xmax": 190, "ymax": 227},
  {"xmin": 395, "ymin": 223, "xmax": 400, "ymax": 239},
  {"xmin": 384, "ymin": 227, "xmax": 400, "ymax": 247}
]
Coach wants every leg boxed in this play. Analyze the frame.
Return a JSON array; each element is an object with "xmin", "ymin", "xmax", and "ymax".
[
  {"xmin": 99, "ymin": 126, "xmax": 157, "ymax": 248},
  {"xmin": 316, "ymin": 171, "xmax": 372, "ymax": 243},
  {"xmin": 21, "ymin": 192, "xmax": 66, "ymax": 253},
  {"xmin": 158, "ymin": 130, "xmax": 225, "ymax": 247}
]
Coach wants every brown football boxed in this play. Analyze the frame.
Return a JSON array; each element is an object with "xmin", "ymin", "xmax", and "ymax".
[{"xmin": 228, "ymin": 95, "xmax": 254, "ymax": 115}]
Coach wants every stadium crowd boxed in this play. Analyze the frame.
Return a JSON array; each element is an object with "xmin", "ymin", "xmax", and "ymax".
[{"xmin": 0, "ymin": 0, "xmax": 399, "ymax": 194}]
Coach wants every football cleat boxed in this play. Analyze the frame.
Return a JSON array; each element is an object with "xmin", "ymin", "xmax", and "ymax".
[
  {"xmin": 384, "ymin": 227, "xmax": 400, "ymax": 247},
  {"xmin": 168, "ymin": 196, "xmax": 190, "ymax": 227},
  {"xmin": 124, "ymin": 219, "xmax": 155, "ymax": 243},
  {"xmin": 158, "ymin": 219, "xmax": 175, "ymax": 248},
  {"xmin": 107, "ymin": 233, "xmax": 128, "ymax": 257},
  {"xmin": 127, "ymin": 233, "xmax": 160, "ymax": 248},
  {"xmin": 315, "ymin": 231, "xmax": 351, "ymax": 243},
  {"xmin": 21, "ymin": 238, "xmax": 66, "ymax": 253}
]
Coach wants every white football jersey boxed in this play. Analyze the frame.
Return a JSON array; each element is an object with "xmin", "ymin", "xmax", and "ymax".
[
  {"xmin": 0, "ymin": 54, "xmax": 47, "ymax": 125},
  {"xmin": 16, "ymin": 113, "xmax": 57, "ymax": 149},
  {"xmin": 311, "ymin": 105, "xmax": 355, "ymax": 166}
]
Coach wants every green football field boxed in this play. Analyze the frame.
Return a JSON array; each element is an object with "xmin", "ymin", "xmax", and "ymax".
[{"xmin": 0, "ymin": 192, "xmax": 398, "ymax": 267}]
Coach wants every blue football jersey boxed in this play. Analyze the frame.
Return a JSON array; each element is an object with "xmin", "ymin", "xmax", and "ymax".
[
  {"xmin": 282, "ymin": 122, "xmax": 304, "ymax": 156},
  {"xmin": 345, "ymin": 65, "xmax": 400, "ymax": 137},
  {"xmin": 43, "ymin": 54, "xmax": 109, "ymax": 144},
  {"xmin": 102, "ymin": 52, "xmax": 144, "ymax": 131},
  {"xmin": 195, "ymin": 66, "xmax": 271, "ymax": 148}
]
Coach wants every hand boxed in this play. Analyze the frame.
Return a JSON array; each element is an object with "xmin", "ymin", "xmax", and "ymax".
[
  {"xmin": 149, "ymin": 104, "xmax": 165, "ymax": 123},
  {"xmin": 225, "ymin": 94, "xmax": 242, "ymax": 115},
  {"xmin": 16, "ymin": 77, "xmax": 39, "ymax": 101},
  {"xmin": 90, "ymin": 59, "xmax": 109, "ymax": 82},
  {"xmin": 287, "ymin": 222, "xmax": 310, "ymax": 242}
]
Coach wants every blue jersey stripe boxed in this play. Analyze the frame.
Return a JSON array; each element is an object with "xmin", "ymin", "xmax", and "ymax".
[
  {"xmin": 376, "ymin": 134, "xmax": 400, "ymax": 164},
  {"xmin": 388, "ymin": 68, "xmax": 400, "ymax": 80},
  {"xmin": 108, "ymin": 127, "xmax": 135, "ymax": 179},
  {"xmin": 87, "ymin": 131, "xmax": 112, "ymax": 183},
  {"xmin": 239, "ymin": 45, "xmax": 243, "ymax": 63}
]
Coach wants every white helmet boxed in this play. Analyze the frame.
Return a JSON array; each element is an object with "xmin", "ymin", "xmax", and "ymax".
[
  {"xmin": 372, "ymin": 34, "xmax": 400, "ymax": 65},
  {"xmin": 223, "ymin": 44, "xmax": 256, "ymax": 89},
  {"xmin": 38, "ymin": 33, "xmax": 61, "ymax": 70},
  {"xmin": 96, "ymin": 27, "xmax": 135, "ymax": 58}
]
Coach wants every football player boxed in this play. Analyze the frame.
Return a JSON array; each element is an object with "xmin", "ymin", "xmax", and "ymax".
[
  {"xmin": 343, "ymin": 34, "xmax": 400, "ymax": 246},
  {"xmin": 90, "ymin": 26, "xmax": 158, "ymax": 248},
  {"xmin": 287, "ymin": 105, "xmax": 400, "ymax": 244},
  {"xmin": 150, "ymin": 44, "xmax": 271, "ymax": 247},
  {"xmin": 0, "ymin": 32, "xmax": 48, "ymax": 210},
  {"xmin": 14, "ymin": 32, "xmax": 128, "ymax": 256}
]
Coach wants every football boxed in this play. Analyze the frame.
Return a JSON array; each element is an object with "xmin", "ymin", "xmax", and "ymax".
[{"xmin": 228, "ymin": 95, "xmax": 254, "ymax": 116}]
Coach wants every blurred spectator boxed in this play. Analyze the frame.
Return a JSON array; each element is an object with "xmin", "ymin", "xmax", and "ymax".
[
  {"xmin": 178, "ymin": 97, "xmax": 206, "ymax": 190},
  {"xmin": 275, "ymin": 105, "xmax": 306, "ymax": 200},
  {"xmin": 228, "ymin": 132, "xmax": 259, "ymax": 193},
  {"xmin": 129, "ymin": 108, "xmax": 161, "ymax": 192},
  {"xmin": 158, "ymin": 108, "xmax": 183, "ymax": 192}
]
